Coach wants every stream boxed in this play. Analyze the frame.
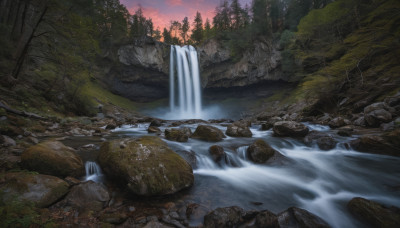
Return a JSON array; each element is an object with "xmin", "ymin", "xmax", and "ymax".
[{"xmin": 67, "ymin": 122, "xmax": 400, "ymax": 228}]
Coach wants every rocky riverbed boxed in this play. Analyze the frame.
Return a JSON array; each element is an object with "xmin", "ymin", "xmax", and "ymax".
[{"xmin": 1, "ymin": 93, "xmax": 400, "ymax": 227}]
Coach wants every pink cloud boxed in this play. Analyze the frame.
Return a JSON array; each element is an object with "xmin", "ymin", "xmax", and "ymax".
[{"xmin": 166, "ymin": 0, "xmax": 183, "ymax": 6}]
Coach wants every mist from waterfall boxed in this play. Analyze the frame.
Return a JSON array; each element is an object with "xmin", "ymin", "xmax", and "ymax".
[{"xmin": 169, "ymin": 45, "xmax": 203, "ymax": 119}]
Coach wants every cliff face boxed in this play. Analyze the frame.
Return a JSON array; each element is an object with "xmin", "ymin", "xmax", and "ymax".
[
  {"xmin": 198, "ymin": 38, "xmax": 284, "ymax": 88},
  {"xmin": 108, "ymin": 36, "xmax": 287, "ymax": 101}
]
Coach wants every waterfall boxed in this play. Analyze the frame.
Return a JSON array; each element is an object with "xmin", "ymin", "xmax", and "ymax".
[
  {"xmin": 85, "ymin": 161, "xmax": 102, "ymax": 182},
  {"xmin": 169, "ymin": 45, "xmax": 202, "ymax": 119}
]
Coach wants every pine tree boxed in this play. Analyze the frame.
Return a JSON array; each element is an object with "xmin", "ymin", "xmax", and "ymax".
[
  {"xmin": 204, "ymin": 18, "xmax": 212, "ymax": 40},
  {"xmin": 180, "ymin": 17, "xmax": 190, "ymax": 44},
  {"xmin": 162, "ymin": 28, "xmax": 172, "ymax": 44},
  {"xmin": 191, "ymin": 11, "xmax": 204, "ymax": 44}
]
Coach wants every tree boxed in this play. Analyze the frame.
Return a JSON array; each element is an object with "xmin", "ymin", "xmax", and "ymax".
[
  {"xmin": 251, "ymin": 0, "xmax": 271, "ymax": 35},
  {"xmin": 191, "ymin": 11, "xmax": 203, "ymax": 44},
  {"xmin": 203, "ymin": 18, "xmax": 213, "ymax": 40},
  {"xmin": 162, "ymin": 27, "xmax": 172, "ymax": 44},
  {"xmin": 153, "ymin": 27, "xmax": 162, "ymax": 41},
  {"xmin": 213, "ymin": 0, "xmax": 231, "ymax": 31},
  {"xmin": 180, "ymin": 17, "xmax": 190, "ymax": 44},
  {"xmin": 230, "ymin": 0, "xmax": 243, "ymax": 30}
]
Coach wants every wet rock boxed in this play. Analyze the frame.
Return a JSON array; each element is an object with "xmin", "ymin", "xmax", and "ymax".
[
  {"xmin": 26, "ymin": 136, "xmax": 39, "ymax": 144},
  {"xmin": 277, "ymin": 207, "xmax": 331, "ymax": 228},
  {"xmin": 328, "ymin": 117, "xmax": 350, "ymax": 128},
  {"xmin": 384, "ymin": 92, "xmax": 400, "ymax": 107},
  {"xmin": 56, "ymin": 181, "xmax": 109, "ymax": 211},
  {"xmin": 21, "ymin": 141, "xmax": 84, "ymax": 178},
  {"xmin": 255, "ymin": 210, "xmax": 279, "ymax": 228},
  {"xmin": 0, "ymin": 172, "xmax": 69, "ymax": 208},
  {"xmin": 64, "ymin": 176, "xmax": 81, "ymax": 186},
  {"xmin": 105, "ymin": 124, "xmax": 117, "ymax": 130},
  {"xmin": 348, "ymin": 197, "xmax": 400, "ymax": 228},
  {"xmin": 226, "ymin": 120, "xmax": 252, "ymax": 137},
  {"xmin": 273, "ymin": 121, "xmax": 309, "ymax": 137},
  {"xmin": 176, "ymin": 150, "xmax": 197, "ymax": 169},
  {"xmin": 98, "ymin": 136, "xmax": 194, "ymax": 196},
  {"xmin": 247, "ymin": 139, "xmax": 277, "ymax": 163},
  {"xmin": 350, "ymin": 134, "xmax": 399, "ymax": 156},
  {"xmin": 260, "ymin": 122, "xmax": 273, "ymax": 131},
  {"xmin": 165, "ymin": 127, "xmax": 192, "ymax": 142},
  {"xmin": 364, "ymin": 102, "xmax": 393, "ymax": 127},
  {"xmin": 143, "ymin": 220, "xmax": 174, "ymax": 228},
  {"xmin": 150, "ymin": 119, "xmax": 163, "ymax": 127},
  {"xmin": 203, "ymin": 206, "xmax": 244, "ymax": 228},
  {"xmin": 209, "ymin": 145, "xmax": 225, "ymax": 162},
  {"xmin": 191, "ymin": 125, "xmax": 226, "ymax": 142},
  {"xmin": 304, "ymin": 131, "xmax": 337, "ymax": 150},
  {"xmin": 0, "ymin": 135, "xmax": 16, "ymax": 147},
  {"xmin": 185, "ymin": 203, "xmax": 209, "ymax": 221},
  {"xmin": 380, "ymin": 121, "xmax": 395, "ymax": 132},
  {"xmin": 100, "ymin": 210, "xmax": 128, "ymax": 225},
  {"xmin": 0, "ymin": 154, "xmax": 21, "ymax": 171},
  {"xmin": 148, "ymin": 126, "xmax": 162, "ymax": 134},
  {"xmin": 382, "ymin": 129, "xmax": 400, "ymax": 148}
]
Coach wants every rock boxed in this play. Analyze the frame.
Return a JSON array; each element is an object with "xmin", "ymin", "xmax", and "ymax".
[
  {"xmin": 64, "ymin": 176, "xmax": 81, "ymax": 186},
  {"xmin": 273, "ymin": 121, "xmax": 309, "ymax": 137},
  {"xmin": 277, "ymin": 207, "xmax": 331, "ymax": 228},
  {"xmin": 328, "ymin": 117, "xmax": 349, "ymax": 128},
  {"xmin": 255, "ymin": 210, "xmax": 279, "ymax": 228},
  {"xmin": 21, "ymin": 141, "xmax": 84, "ymax": 178},
  {"xmin": 203, "ymin": 206, "xmax": 244, "ymax": 228},
  {"xmin": 105, "ymin": 124, "xmax": 117, "ymax": 130},
  {"xmin": 0, "ymin": 154, "xmax": 21, "ymax": 171},
  {"xmin": 0, "ymin": 135, "xmax": 16, "ymax": 147},
  {"xmin": 350, "ymin": 135, "xmax": 399, "ymax": 156},
  {"xmin": 0, "ymin": 172, "xmax": 69, "ymax": 208},
  {"xmin": 247, "ymin": 139, "xmax": 277, "ymax": 163},
  {"xmin": 260, "ymin": 122, "xmax": 273, "ymax": 131},
  {"xmin": 381, "ymin": 121, "xmax": 395, "ymax": 132},
  {"xmin": 26, "ymin": 136, "xmax": 39, "ymax": 144},
  {"xmin": 364, "ymin": 102, "xmax": 393, "ymax": 127},
  {"xmin": 348, "ymin": 197, "xmax": 400, "ymax": 228},
  {"xmin": 150, "ymin": 119, "xmax": 163, "ymax": 127},
  {"xmin": 148, "ymin": 126, "xmax": 162, "ymax": 134},
  {"xmin": 225, "ymin": 120, "xmax": 252, "ymax": 137},
  {"xmin": 209, "ymin": 145, "xmax": 225, "ymax": 163},
  {"xmin": 143, "ymin": 220, "xmax": 174, "ymax": 228},
  {"xmin": 56, "ymin": 181, "xmax": 109, "ymax": 211},
  {"xmin": 353, "ymin": 116, "xmax": 366, "ymax": 126},
  {"xmin": 191, "ymin": 125, "xmax": 226, "ymax": 142},
  {"xmin": 304, "ymin": 131, "xmax": 337, "ymax": 150},
  {"xmin": 385, "ymin": 93, "xmax": 400, "ymax": 107},
  {"xmin": 98, "ymin": 136, "xmax": 194, "ymax": 196},
  {"xmin": 382, "ymin": 129, "xmax": 400, "ymax": 147},
  {"xmin": 175, "ymin": 150, "xmax": 197, "ymax": 169},
  {"xmin": 165, "ymin": 127, "xmax": 192, "ymax": 142},
  {"xmin": 100, "ymin": 210, "xmax": 128, "ymax": 224}
]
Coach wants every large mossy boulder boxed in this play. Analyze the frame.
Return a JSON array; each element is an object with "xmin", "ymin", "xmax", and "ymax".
[
  {"xmin": 98, "ymin": 136, "xmax": 193, "ymax": 196},
  {"xmin": 225, "ymin": 120, "xmax": 252, "ymax": 137},
  {"xmin": 21, "ymin": 141, "xmax": 84, "ymax": 178},
  {"xmin": 191, "ymin": 125, "xmax": 226, "ymax": 142},
  {"xmin": 165, "ymin": 127, "xmax": 192, "ymax": 142},
  {"xmin": 247, "ymin": 139, "xmax": 277, "ymax": 163},
  {"xmin": 273, "ymin": 121, "xmax": 309, "ymax": 137},
  {"xmin": 0, "ymin": 172, "xmax": 69, "ymax": 208},
  {"xmin": 348, "ymin": 197, "xmax": 400, "ymax": 228}
]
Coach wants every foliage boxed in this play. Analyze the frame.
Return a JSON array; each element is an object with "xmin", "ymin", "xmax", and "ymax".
[
  {"xmin": 191, "ymin": 12, "xmax": 204, "ymax": 44},
  {"xmin": 0, "ymin": 193, "xmax": 40, "ymax": 228}
]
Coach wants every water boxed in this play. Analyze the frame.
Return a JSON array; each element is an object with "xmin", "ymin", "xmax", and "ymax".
[
  {"xmin": 84, "ymin": 161, "xmax": 103, "ymax": 183},
  {"xmin": 168, "ymin": 45, "xmax": 202, "ymax": 119},
  {"xmin": 112, "ymin": 123, "xmax": 400, "ymax": 228}
]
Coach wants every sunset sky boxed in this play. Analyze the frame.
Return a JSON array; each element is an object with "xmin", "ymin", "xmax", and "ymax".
[{"xmin": 120, "ymin": 0, "xmax": 252, "ymax": 31}]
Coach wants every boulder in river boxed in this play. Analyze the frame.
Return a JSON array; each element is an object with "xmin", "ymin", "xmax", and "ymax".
[
  {"xmin": 247, "ymin": 139, "xmax": 278, "ymax": 163},
  {"xmin": 209, "ymin": 145, "xmax": 226, "ymax": 163},
  {"xmin": 328, "ymin": 117, "xmax": 350, "ymax": 128},
  {"xmin": 148, "ymin": 126, "xmax": 161, "ymax": 134},
  {"xmin": 277, "ymin": 207, "xmax": 331, "ymax": 228},
  {"xmin": 225, "ymin": 120, "xmax": 252, "ymax": 137},
  {"xmin": 55, "ymin": 181, "xmax": 109, "ymax": 211},
  {"xmin": 191, "ymin": 125, "xmax": 226, "ymax": 142},
  {"xmin": 273, "ymin": 121, "xmax": 309, "ymax": 137},
  {"xmin": 21, "ymin": 141, "xmax": 84, "ymax": 178},
  {"xmin": 348, "ymin": 197, "xmax": 400, "ymax": 228},
  {"xmin": 203, "ymin": 206, "xmax": 244, "ymax": 228},
  {"xmin": 165, "ymin": 127, "xmax": 192, "ymax": 142},
  {"xmin": 304, "ymin": 131, "xmax": 337, "ymax": 151},
  {"xmin": 350, "ymin": 134, "xmax": 399, "ymax": 156},
  {"xmin": 0, "ymin": 172, "xmax": 69, "ymax": 208},
  {"xmin": 98, "ymin": 136, "xmax": 194, "ymax": 196}
]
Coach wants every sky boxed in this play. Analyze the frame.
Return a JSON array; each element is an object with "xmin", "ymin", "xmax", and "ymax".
[{"xmin": 120, "ymin": 0, "xmax": 252, "ymax": 31}]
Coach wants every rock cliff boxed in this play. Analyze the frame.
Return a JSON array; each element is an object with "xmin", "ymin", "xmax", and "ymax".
[{"xmin": 108, "ymin": 36, "xmax": 286, "ymax": 101}]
